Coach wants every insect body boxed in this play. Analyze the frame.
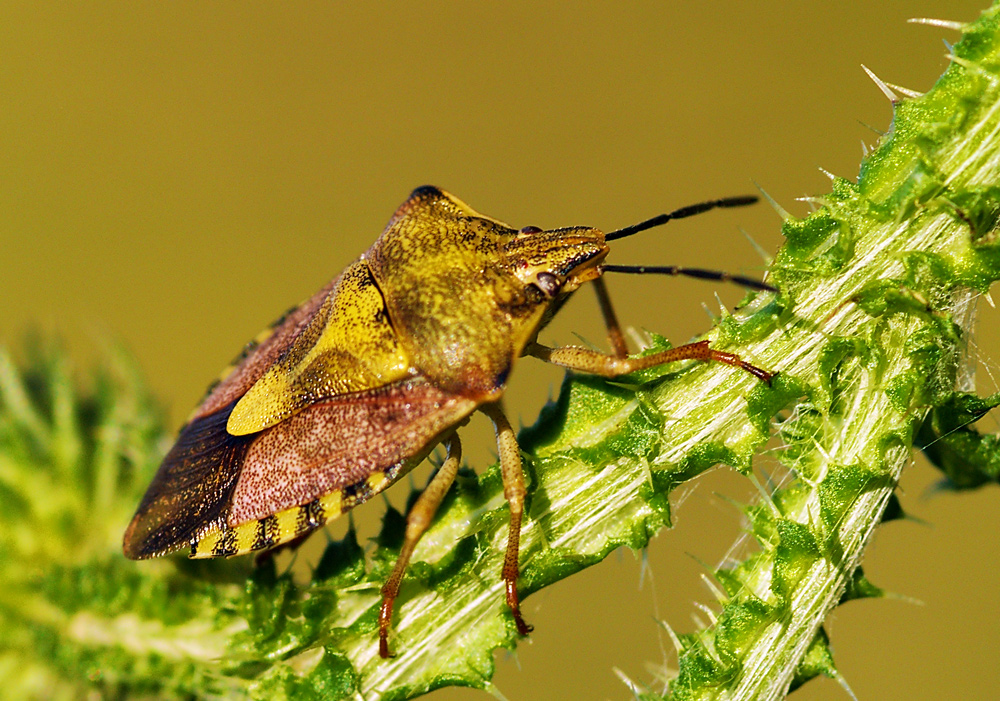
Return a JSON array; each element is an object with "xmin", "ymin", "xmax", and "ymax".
[{"xmin": 123, "ymin": 185, "xmax": 773, "ymax": 657}]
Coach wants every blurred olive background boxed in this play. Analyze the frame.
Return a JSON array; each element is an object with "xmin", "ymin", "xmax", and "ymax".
[{"xmin": 3, "ymin": 2, "xmax": 999, "ymax": 700}]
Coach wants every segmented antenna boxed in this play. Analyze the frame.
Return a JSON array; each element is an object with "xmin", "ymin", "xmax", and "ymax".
[
  {"xmin": 602, "ymin": 195, "xmax": 773, "ymax": 292},
  {"xmin": 601, "ymin": 264, "xmax": 775, "ymax": 292},
  {"xmin": 604, "ymin": 195, "xmax": 758, "ymax": 242}
]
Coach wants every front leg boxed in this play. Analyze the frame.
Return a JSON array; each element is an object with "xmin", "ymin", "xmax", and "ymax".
[
  {"xmin": 591, "ymin": 277, "xmax": 628, "ymax": 358},
  {"xmin": 527, "ymin": 339, "xmax": 773, "ymax": 384}
]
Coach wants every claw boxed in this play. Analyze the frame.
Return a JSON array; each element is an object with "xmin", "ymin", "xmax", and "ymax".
[
  {"xmin": 505, "ymin": 578, "xmax": 534, "ymax": 636},
  {"xmin": 378, "ymin": 595, "xmax": 397, "ymax": 659}
]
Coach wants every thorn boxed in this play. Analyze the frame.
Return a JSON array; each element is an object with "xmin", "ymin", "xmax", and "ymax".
[
  {"xmin": 571, "ymin": 331, "xmax": 602, "ymax": 352},
  {"xmin": 612, "ymin": 668, "xmax": 644, "ymax": 700},
  {"xmin": 861, "ymin": 139, "xmax": 871, "ymax": 157},
  {"xmin": 834, "ymin": 671, "xmax": 860, "ymax": 701},
  {"xmin": 752, "ymin": 180, "xmax": 792, "ymax": 221},
  {"xmin": 693, "ymin": 602, "xmax": 718, "ymax": 625},
  {"xmin": 884, "ymin": 81, "xmax": 924, "ymax": 99},
  {"xmin": 484, "ymin": 682, "xmax": 512, "ymax": 701},
  {"xmin": 817, "ymin": 166, "xmax": 838, "ymax": 182},
  {"xmin": 712, "ymin": 489, "xmax": 748, "ymax": 517},
  {"xmin": 738, "ymin": 226, "xmax": 774, "ymax": 265},
  {"xmin": 686, "ymin": 551, "xmax": 722, "ymax": 581},
  {"xmin": 655, "ymin": 618, "xmax": 684, "ymax": 656},
  {"xmin": 861, "ymin": 64, "xmax": 900, "ymax": 104},
  {"xmin": 943, "ymin": 38, "xmax": 955, "ymax": 54},
  {"xmin": 700, "ymin": 301, "xmax": 717, "ymax": 323},
  {"xmin": 747, "ymin": 473, "xmax": 781, "ymax": 517},
  {"xmin": 714, "ymin": 292, "xmax": 727, "ymax": 316},
  {"xmin": 500, "ymin": 646, "xmax": 522, "ymax": 671},
  {"xmin": 882, "ymin": 590, "xmax": 926, "ymax": 607},
  {"xmin": 795, "ymin": 195, "xmax": 829, "ymax": 208},
  {"xmin": 945, "ymin": 53, "xmax": 968, "ymax": 67},
  {"xmin": 627, "ymin": 326, "xmax": 652, "ymax": 350},
  {"xmin": 700, "ymin": 572, "xmax": 728, "ymax": 604},
  {"xmin": 699, "ymin": 630, "xmax": 724, "ymax": 664},
  {"xmin": 946, "ymin": 53, "xmax": 995, "ymax": 81},
  {"xmin": 757, "ymin": 464, "xmax": 778, "ymax": 495},
  {"xmin": 984, "ymin": 291, "xmax": 996, "ymax": 309},
  {"xmin": 857, "ymin": 119, "xmax": 886, "ymax": 136},
  {"xmin": 638, "ymin": 547, "xmax": 650, "ymax": 590},
  {"xmin": 908, "ymin": 17, "xmax": 967, "ymax": 32}
]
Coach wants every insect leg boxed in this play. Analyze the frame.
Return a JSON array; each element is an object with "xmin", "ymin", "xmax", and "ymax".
[
  {"xmin": 527, "ymin": 339, "xmax": 774, "ymax": 384},
  {"xmin": 379, "ymin": 432, "xmax": 463, "ymax": 658},
  {"xmin": 592, "ymin": 277, "xmax": 629, "ymax": 358},
  {"xmin": 480, "ymin": 401, "xmax": 533, "ymax": 637}
]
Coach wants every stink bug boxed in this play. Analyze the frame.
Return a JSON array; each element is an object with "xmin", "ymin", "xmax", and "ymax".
[{"xmin": 123, "ymin": 185, "xmax": 774, "ymax": 657}]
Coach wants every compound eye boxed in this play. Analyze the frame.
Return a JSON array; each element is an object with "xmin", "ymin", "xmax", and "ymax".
[
  {"xmin": 518, "ymin": 225, "xmax": 543, "ymax": 236},
  {"xmin": 535, "ymin": 272, "xmax": 561, "ymax": 297}
]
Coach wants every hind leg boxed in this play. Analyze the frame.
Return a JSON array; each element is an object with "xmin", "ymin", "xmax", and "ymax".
[{"xmin": 378, "ymin": 433, "xmax": 463, "ymax": 658}]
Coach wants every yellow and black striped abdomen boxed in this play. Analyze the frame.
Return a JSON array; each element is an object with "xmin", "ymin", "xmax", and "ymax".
[{"xmin": 189, "ymin": 469, "xmax": 400, "ymax": 558}]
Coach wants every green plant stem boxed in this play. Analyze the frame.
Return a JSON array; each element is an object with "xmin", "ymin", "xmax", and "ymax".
[{"xmin": 664, "ymin": 7, "xmax": 1000, "ymax": 697}]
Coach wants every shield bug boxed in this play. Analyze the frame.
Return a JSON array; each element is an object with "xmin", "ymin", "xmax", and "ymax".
[{"xmin": 123, "ymin": 185, "xmax": 774, "ymax": 657}]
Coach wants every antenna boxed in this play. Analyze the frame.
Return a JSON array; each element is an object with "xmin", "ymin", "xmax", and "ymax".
[
  {"xmin": 601, "ymin": 264, "xmax": 775, "ymax": 292},
  {"xmin": 604, "ymin": 195, "xmax": 758, "ymax": 242}
]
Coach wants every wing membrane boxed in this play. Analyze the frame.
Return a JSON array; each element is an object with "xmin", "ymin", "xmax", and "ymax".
[
  {"xmin": 123, "ymin": 376, "xmax": 477, "ymax": 559},
  {"xmin": 228, "ymin": 375, "xmax": 476, "ymax": 524},
  {"xmin": 123, "ymin": 401, "xmax": 252, "ymax": 559}
]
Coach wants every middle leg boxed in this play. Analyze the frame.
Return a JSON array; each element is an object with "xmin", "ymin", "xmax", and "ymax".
[{"xmin": 479, "ymin": 401, "xmax": 533, "ymax": 637}]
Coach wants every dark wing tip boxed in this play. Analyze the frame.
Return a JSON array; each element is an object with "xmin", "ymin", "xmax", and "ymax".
[
  {"xmin": 122, "ymin": 508, "xmax": 194, "ymax": 560},
  {"xmin": 121, "ymin": 515, "xmax": 150, "ymax": 560},
  {"xmin": 122, "ymin": 487, "xmax": 217, "ymax": 560},
  {"xmin": 122, "ymin": 402, "xmax": 253, "ymax": 561}
]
